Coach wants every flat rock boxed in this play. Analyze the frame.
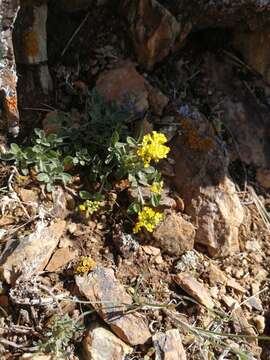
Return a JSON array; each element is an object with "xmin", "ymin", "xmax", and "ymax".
[
  {"xmin": 172, "ymin": 107, "xmax": 244, "ymax": 257},
  {"xmin": 83, "ymin": 323, "xmax": 133, "ymax": 360},
  {"xmin": 0, "ymin": 220, "xmax": 66, "ymax": 284},
  {"xmin": 153, "ymin": 329, "xmax": 187, "ymax": 360},
  {"xmin": 174, "ymin": 272, "xmax": 214, "ymax": 309},
  {"xmin": 45, "ymin": 247, "xmax": 77, "ymax": 272},
  {"xmin": 96, "ymin": 60, "xmax": 149, "ymax": 114},
  {"xmin": 153, "ymin": 212, "xmax": 195, "ymax": 256},
  {"xmin": 76, "ymin": 267, "xmax": 151, "ymax": 345}
]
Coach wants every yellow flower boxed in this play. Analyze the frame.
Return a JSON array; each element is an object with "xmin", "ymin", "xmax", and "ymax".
[
  {"xmin": 79, "ymin": 204, "xmax": 86, "ymax": 211},
  {"xmin": 151, "ymin": 180, "xmax": 164, "ymax": 194},
  {"xmin": 137, "ymin": 131, "xmax": 170, "ymax": 168},
  {"xmin": 133, "ymin": 206, "xmax": 164, "ymax": 233},
  {"xmin": 76, "ymin": 256, "xmax": 96, "ymax": 274}
]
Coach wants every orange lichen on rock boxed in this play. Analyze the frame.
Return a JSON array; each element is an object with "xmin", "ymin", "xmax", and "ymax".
[
  {"xmin": 180, "ymin": 118, "xmax": 215, "ymax": 151},
  {"xmin": 3, "ymin": 96, "xmax": 18, "ymax": 115},
  {"xmin": 23, "ymin": 30, "xmax": 39, "ymax": 59}
]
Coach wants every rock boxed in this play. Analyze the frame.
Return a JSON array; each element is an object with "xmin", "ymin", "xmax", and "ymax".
[
  {"xmin": 20, "ymin": 354, "xmax": 53, "ymax": 360},
  {"xmin": 256, "ymin": 168, "xmax": 270, "ymax": 189},
  {"xmin": 208, "ymin": 263, "xmax": 227, "ymax": 286},
  {"xmin": 0, "ymin": 0, "xmax": 20, "ymax": 136},
  {"xmin": 121, "ymin": 0, "xmax": 186, "ymax": 69},
  {"xmin": 161, "ymin": 0, "xmax": 270, "ymax": 30},
  {"xmin": 76, "ymin": 267, "xmax": 151, "ymax": 345},
  {"xmin": 45, "ymin": 247, "xmax": 77, "ymax": 272},
  {"xmin": 153, "ymin": 329, "xmax": 187, "ymax": 360},
  {"xmin": 145, "ymin": 82, "xmax": 169, "ymax": 115},
  {"xmin": 252, "ymin": 315, "xmax": 265, "ymax": 334},
  {"xmin": 153, "ymin": 212, "xmax": 195, "ymax": 256},
  {"xmin": 83, "ymin": 323, "xmax": 133, "ymax": 360},
  {"xmin": 203, "ymin": 53, "xmax": 270, "ymax": 170},
  {"xmin": 0, "ymin": 220, "xmax": 66, "ymax": 284},
  {"xmin": 172, "ymin": 108, "xmax": 244, "ymax": 257},
  {"xmin": 51, "ymin": 186, "xmax": 68, "ymax": 219},
  {"xmin": 226, "ymin": 278, "xmax": 245, "ymax": 293},
  {"xmin": 57, "ymin": 0, "xmax": 94, "ymax": 12},
  {"xmin": 19, "ymin": 188, "xmax": 39, "ymax": 206},
  {"xmin": 233, "ymin": 27, "xmax": 270, "ymax": 83},
  {"xmin": 174, "ymin": 272, "xmax": 214, "ymax": 309},
  {"xmin": 96, "ymin": 61, "xmax": 149, "ymax": 114},
  {"xmin": 13, "ymin": 2, "xmax": 52, "ymax": 94},
  {"xmin": 231, "ymin": 307, "xmax": 257, "ymax": 337},
  {"xmin": 141, "ymin": 245, "xmax": 161, "ymax": 257}
]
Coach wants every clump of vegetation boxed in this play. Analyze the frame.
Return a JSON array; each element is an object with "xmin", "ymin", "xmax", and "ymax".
[
  {"xmin": 1, "ymin": 89, "xmax": 170, "ymax": 234},
  {"xmin": 36, "ymin": 314, "xmax": 83, "ymax": 358}
]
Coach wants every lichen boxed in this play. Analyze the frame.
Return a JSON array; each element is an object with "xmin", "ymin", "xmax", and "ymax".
[
  {"xmin": 23, "ymin": 30, "xmax": 38, "ymax": 58},
  {"xmin": 181, "ymin": 118, "xmax": 214, "ymax": 151}
]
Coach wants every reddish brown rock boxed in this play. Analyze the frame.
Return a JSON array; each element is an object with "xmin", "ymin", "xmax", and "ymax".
[
  {"xmin": 96, "ymin": 61, "xmax": 148, "ymax": 114},
  {"xmin": 153, "ymin": 329, "xmax": 187, "ymax": 360},
  {"xmin": 121, "ymin": 0, "xmax": 186, "ymax": 69},
  {"xmin": 172, "ymin": 108, "xmax": 244, "ymax": 257},
  {"xmin": 76, "ymin": 267, "xmax": 151, "ymax": 345},
  {"xmin": 145, "ymin": 82, "xmax": 169, "ymax": 115},
  {"xmin": 174, "ymin": 272, "xmax": 214, "ymax": 309},
  {"xmin": 0, "ymin": 220, "xmax": 66, "ymax": 284},
  {"xmin": 153, "ymin": 212, "xmax": 195, "ymax": 256}
]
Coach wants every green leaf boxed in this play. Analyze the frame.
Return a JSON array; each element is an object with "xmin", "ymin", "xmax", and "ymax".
[
  {"xmin": 46, "ymin": 183, "xmax": 53, "ymax": 192},
  {"xmin": 150, "ymin": 194, "xmax": 161, "ymax": 207},
  {"xmin": 127, "ymin": 202, "xmax": 141, "ymax": 214},
  {"xmin": 137, "ymin": 171, "xmax": 148, "ymax": 186},
  {"xmin": 79, "ymin": 190, "xmax": 91, "ymax": 200},
  {"xmin": 0, "ymin": 153, "xmax": 15, "ymax": 161},
  {"xmin": 10, "ymin": 143, "xmax": 21, "ymax": 154},
  {"xmin": 126, "ymin": 136, "xmax": 137, "ymax": 146},
  {"xmin": 61, "ymin": 173, "xmax": 72, "ymax": 184},
  {"xmin": 111, "ymin": 131, "xmax": 119, "ymax": 145},
  {"xmin": 37, "ymin": 173, "xmax": 50, "ymax": 183}
]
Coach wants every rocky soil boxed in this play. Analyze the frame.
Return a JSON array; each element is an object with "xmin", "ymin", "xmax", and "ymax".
[{"xmin": 0, "ymin": 0, "xmax": 270, "ymax": 359}]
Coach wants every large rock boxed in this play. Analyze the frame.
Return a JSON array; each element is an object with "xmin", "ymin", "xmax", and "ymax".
[
  {"xmin": 0, "ymin": 220, "xmax": 66, "ymax": 284},
  {"xmin": 96, "ymin": 61, "xmax": 149, "ymax": 114},
  {"xmin": 13, "ymin": 2, "xmax": 52, "ymax": 95},
  {"xmin": 233, "ymin": 26, "xmax": 270, "ymax": 83},
  {"xmin": 153, "ymin": 329, "xmax": 187, "ymax": 360},
  {"xmin": 121, "ymin": 0, "xmax": 270, "ymax": 71},
  {"xmin": 171, "ymin": 107, "xmax": 244, "ymax": 257},
  {"xmin": 83, "ymin": 324, "xmax": 133, "ymax": 360},
  {"xmin": 76, "ymin": 267, "xmax": 151, "ymax": 345},
  {"xmin": 160, "ymin": 0, "xmax": 270, "ymax": 29},
  {"xmin": 0, "ymin": 0, "xmax": 20, "ymax": 136},
  {"xmin": 153, "ymin": 211, "xmax": 195, "ymax": 256},
  {"xmin": 120, "ymin": 0, "xmax": 187, "ymax": 69},
  {"xmin": 203, "ymin": 53, "xmax": 270, "ymax": 169}
]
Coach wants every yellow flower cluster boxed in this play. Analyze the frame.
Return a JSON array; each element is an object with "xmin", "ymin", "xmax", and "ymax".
[
  {"xmin": 133, "ymin": 206, "xmax": 164, "ymax": 233},
  {"xmin": 79, "ymin": 200, "xmax": 101, "ymax": 216},
  {"xmin": 137, "ymin": 131, "xmax": 170, "ymax": 168},
  {"xmin": 151, "ymin": 180, "xmax": 164, "ymax": 194},
  {"xmin": 76, "ymin": 256, "xmax": 96, "ymax": 274}
]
